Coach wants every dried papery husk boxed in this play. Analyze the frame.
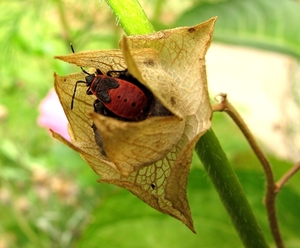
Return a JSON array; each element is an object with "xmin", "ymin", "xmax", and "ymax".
[
  {"xmin": 55, "ymin": 47, "xmax": 185, "ymax": 119},
  {"xmin": 91, "ymin": 113, "xmax": 185, "ymax": 175},
  {"xmin": 55, "ymin": 48, "xmax": 186, "ymax": 175},
  {"xmin": 53, "ymin": 17, "xmax": 217, "ymax": 232}
]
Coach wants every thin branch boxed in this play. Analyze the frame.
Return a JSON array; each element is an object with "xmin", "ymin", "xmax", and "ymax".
[
  {"xmin": 275, "ymin": 161, "xmax": 300, "ymax": 193},
  {"xmin": 213, "ymin": 93, "xmax": 285, "ymax": 248}
]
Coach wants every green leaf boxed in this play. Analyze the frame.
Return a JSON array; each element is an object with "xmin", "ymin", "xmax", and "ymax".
[
  {"xmin": 175, "ymin": 0, "xmax": 300, "ymax": 59},
  {"xmin": 77, "ymin": 168, "xmax": 244, "ymax": 248},
  {"xmin": 77, "ymin": 166, "xmax": 300, "ymax": 247}
]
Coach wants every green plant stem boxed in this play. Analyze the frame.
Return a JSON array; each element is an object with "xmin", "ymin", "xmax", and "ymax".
[
  {"xmin": 105, "ymin": 0, "xmax": 268, "ymax": 246},
  {"xmin": 105, "ymin": 0, "xmax": 155, "ymax": 35},
  {"xmin": 196, "ymin": 129, "xmax": 269, "ymax": 248}
]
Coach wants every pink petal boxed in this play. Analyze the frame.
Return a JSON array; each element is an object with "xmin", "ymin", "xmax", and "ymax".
[{"xmin": 38, "ymin": 89, "xmax": 70, "ymax": 141}]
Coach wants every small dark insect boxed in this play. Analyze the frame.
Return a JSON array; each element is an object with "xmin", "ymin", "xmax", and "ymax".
[
  {"xmin": 151, "ymin": 183, "xmax": 156, "ymax": 189},
  {"xmin": 91, "ymin": 123, "xmax": 106, "ymax": 156}
]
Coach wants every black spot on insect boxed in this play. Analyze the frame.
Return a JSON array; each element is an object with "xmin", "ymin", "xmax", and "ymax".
[{"xmin": 151, "ymin": 183, "xmax": 155, "ymax": 189}]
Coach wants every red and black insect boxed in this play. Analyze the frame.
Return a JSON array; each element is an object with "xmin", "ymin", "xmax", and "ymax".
[{"xmin": 70, "ymin": 46, "xmax": 152, "ymax": 120}]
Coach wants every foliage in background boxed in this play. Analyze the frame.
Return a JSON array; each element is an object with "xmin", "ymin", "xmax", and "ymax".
[
  {"xmin": 0, "ymin": 0, "xmax": 299, "ymax": 247},
  {"xmin": 175, "ymin": 0, "xmax": 300, "ymax": 59}
]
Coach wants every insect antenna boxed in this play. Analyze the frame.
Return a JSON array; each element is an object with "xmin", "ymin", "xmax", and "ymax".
[{"xmin": 70, "ymin": 43, "xmax": 91, "ymax": 76}]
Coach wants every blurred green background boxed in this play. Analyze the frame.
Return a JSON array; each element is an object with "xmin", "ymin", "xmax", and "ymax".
[{"xmin": 0, "ymin": 0, "xmax": 299, "ymax": 247}]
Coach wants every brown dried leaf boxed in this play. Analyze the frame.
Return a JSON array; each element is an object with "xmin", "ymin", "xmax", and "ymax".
[{"xmin": 53, "ymin": 17, "xmax": 217, "ymax": 232}]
